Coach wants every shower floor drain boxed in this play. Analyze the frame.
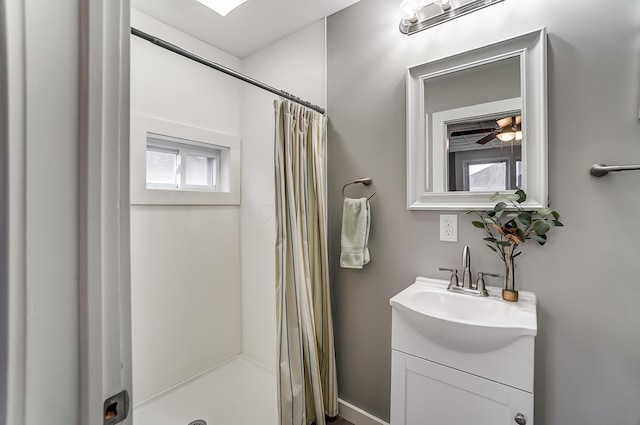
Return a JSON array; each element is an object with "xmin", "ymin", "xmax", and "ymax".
[{"xmin": 188, "ymin": 420, "xmax": 207, "ymax": 425}]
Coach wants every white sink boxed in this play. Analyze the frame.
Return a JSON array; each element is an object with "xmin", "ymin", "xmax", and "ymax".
[{"xmin": 390, "ymin": 277, "xmax": 537, "ymax": 353}]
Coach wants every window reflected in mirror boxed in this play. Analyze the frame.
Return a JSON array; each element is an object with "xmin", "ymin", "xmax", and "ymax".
[{"xmin": 447, "ymin": 113, "xmax": 522, "ymax": 192}]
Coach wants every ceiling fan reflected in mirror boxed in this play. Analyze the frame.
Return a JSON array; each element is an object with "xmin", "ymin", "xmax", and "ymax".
[{"xmin": 450, "ymin": 115, "xmax": 522, "ymax": 145}]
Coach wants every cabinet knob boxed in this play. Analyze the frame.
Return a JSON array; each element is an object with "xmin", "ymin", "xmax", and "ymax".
[{"xmin": 514, "ymin": 413, "xmax": 526, "ymax": 425}]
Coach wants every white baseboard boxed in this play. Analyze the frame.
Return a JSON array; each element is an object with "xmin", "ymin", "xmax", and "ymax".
[{"xmin": 338, "ymin": 398, "xmax": 389, "ymax": 425}]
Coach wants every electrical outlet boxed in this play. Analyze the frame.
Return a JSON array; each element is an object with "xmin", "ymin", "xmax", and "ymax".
[{"xmin": 440, "ymin": 214, "xmax": 458, "ymax": 242}]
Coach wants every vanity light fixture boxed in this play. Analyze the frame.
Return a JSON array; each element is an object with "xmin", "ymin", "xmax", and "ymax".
[
  {"xmin": 399, "ymin": 0, "xmax": 506, "ymax": 35},
  {"xmin": 433, "ymin": 0, "xmax": 452, "ymax": 11},
  {"xmin": 196, "ymin": 0, "xmax": 247, "ymax": 16},
  {"xmin": 399, "ymin": 0, "xmax": 420, "ymax": 24}
]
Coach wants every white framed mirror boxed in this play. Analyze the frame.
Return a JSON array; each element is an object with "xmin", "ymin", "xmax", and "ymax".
[{"xmin": 406, "ymin": 28, "xmax": 547, "ymax": 210}]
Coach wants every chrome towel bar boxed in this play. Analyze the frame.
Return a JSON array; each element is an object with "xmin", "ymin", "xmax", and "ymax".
[
  {"xmin": 342, "ymin": 178, "xmax": 376, "ymax": 200},
  {"xmin": 590, "ymin": 163, "xmax": 640, "ymax": 177}
]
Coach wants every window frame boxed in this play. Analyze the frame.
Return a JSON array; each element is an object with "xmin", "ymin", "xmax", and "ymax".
[
  {"xmin": 145, "ymin": 134, "xmax": 221, "ymax": 192},
  {"xmin": 131, "ymin": 114, "xmax": 241, "ymax": 205}
]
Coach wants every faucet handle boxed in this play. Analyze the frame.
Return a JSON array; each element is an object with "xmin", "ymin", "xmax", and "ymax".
[
  {"xmin": 439, "ymin": 267, "xmax": 459, "ymax": 289},
  {"xmin": 476, "ymin": 272, "xmax": 499, "ymax": 297}
]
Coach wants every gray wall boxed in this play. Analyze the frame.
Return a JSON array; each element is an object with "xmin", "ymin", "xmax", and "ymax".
[
  {"xmin": 424, "ymin": 55, "xmax": 520, "ymax": 113},
  {"xmin": 327, "ymin": 1, "xmax": 640, "ymax": 424}
]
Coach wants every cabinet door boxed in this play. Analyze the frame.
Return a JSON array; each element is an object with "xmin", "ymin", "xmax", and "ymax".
[{"xmin": 391, "ymin": 351, "xmax": 533, "ymax": 425}]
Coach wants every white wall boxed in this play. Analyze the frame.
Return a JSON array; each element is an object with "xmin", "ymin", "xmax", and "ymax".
[
  {"xmin": 130, "ymin": 9, "xmax": 243, "ymax": 403},
  {"xmin": 240, "ymin": 19, "xmax": 327, "ymax": 371}
]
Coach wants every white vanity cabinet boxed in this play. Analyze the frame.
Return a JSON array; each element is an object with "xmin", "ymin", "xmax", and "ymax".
[
  {"xmin": 391, "ymin": 351, "xmax": 533, "ymax": 425},
  {"xmin": 389, "ymin": 278, "xmax": 537, "ymax": 425}
]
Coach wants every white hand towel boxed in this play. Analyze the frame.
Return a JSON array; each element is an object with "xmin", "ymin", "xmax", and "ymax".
[{"xmin": 340, "ymin": 197, "xmax": 371, "ymax": 269}]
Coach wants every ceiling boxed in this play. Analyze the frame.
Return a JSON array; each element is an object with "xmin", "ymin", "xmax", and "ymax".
[{"xmin": 131, "ymin": 0, "xmax": 361, "ymax": 58}]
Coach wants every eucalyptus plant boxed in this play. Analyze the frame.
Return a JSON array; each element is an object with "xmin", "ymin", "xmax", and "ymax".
[{"xmin": 467, "ymin": 189, "xmax": 564, "ymax": 265}]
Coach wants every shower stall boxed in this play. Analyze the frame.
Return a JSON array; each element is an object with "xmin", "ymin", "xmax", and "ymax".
[{"xmin": 129, "ymin": 9, "xmax": 327, "ymax": 425}]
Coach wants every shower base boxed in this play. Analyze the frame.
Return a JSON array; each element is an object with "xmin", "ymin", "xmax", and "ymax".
[{"xmin": 133, "ymin": 355, "xmax": 277, "ymax": 425}]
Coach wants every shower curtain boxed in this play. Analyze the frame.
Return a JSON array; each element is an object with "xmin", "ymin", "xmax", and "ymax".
[{"xmin": 274, "ymin": 99, "xmax": 338, "ymax": 425}]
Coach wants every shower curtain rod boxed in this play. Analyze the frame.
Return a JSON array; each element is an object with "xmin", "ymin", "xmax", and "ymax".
[{"xmin": 131, "ymin": 27, "xmax": 326, "ymax": 115}]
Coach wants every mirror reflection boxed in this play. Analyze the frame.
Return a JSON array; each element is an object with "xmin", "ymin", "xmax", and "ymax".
[
  {"xmin": 423, "ymin": 55, "xmax": 521, "ymax": 195},
  {"xmin": 406, "ymin": 28, "xmax": 547, "ymax": 210},
  {"xmin": 447, "ymin": 113, "xmax": 522, "ymax": 192},
  {"xmin": 423, "ymin": 56, "xmax": 520, "ymax": 120}
]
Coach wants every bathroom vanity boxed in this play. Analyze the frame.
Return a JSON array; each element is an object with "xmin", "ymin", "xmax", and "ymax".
[{"xmin": 389, "ymin": 277, "xmax": 537, "ymax": 425}]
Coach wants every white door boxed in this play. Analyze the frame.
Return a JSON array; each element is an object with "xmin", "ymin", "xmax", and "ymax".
[
  {"xmin": 2, "ymin": 1, "xmax": 132, "ymax": 424},
  {"xmin": 391, "ymin": 351, "xmax": 534, "ymax": 425},
  {"xmin": 79, "ymin": 1, "xmax": 132, "ymax": 424}
]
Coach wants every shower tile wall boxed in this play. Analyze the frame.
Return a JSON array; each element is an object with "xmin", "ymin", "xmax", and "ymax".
[
  {"xmin": 131, "ymin": 8, "xmax": 329, "ymax": 408},
  {"xmin": 130, "ymin": 9, "xmax": 243, "ymax": 402},
  {"xmin": 240, "ymin": 18, "xmax": 327, "ymax": 371}
]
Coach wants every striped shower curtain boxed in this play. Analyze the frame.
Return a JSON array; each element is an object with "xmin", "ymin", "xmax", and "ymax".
[{"xmin": 274, "ymin": 99, "xmax": 338, "ymax": 425}]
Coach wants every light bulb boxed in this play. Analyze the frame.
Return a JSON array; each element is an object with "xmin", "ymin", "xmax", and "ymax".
[
  {"xmin": 496, "ymin": 132, "xmax": 516, "ymax": 142},
  {"xmin": 400, "ymin": 0, "xmax": 419, "ymax": 22},
  {"xmin": 433, "ymin": 0, "xmax": 452, "ymax": 11}
]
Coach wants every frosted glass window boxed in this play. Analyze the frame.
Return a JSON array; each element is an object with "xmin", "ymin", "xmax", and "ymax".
[
  {"xmin": 468, "ymin": 161, "xmax": 507, "ymax": 192},
  {"xmin": 146, "ymin": 134, "xmax": 221, "ymax": 192},
  {"xmin": 185, "ymin": 155, "xmax": 214, "ymax": 186},
  {"xmin": 146, "ymin": 149, "xmax": 178, "ymax": 187},
  {"xmin": 132, "ymin": 114, "xmax": 240, "ymax": 205}
]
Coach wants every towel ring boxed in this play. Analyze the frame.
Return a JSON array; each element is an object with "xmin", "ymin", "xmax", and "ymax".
[{"xmin": 342, "ymin": 177, "xmax": 376, "ymax": 200}]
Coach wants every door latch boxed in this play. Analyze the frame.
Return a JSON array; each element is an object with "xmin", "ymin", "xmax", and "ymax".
[{"xmin": 104, "ymin": 390, "xmax": 129, "ymax": 425}]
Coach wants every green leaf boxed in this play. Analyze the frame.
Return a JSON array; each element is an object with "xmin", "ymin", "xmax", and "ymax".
[
  {"xmin": 517, "ymin": 212, "xmax": 532, "ymax": 226},
  {"xmin": 532, "ymin": 233, "xmax": 547, "ymax": 245},
  {"xmin": 551, "ymin": 211, "xmax": 560, "ymax": 220},
  {"xmin": 483, "ymin": 237, "xmax": 496, "ymax": 242},
  {"xmin": 472, "ymin": 221, "xmax": 485, "ymax": 228},
  {"xmin": 515, "ymin": 189, "xmax": 527, "ymax": 203},
  {"xmin": 489, "ymin": 192, "xmax": 502, "ymax": 202},
  {"xmin": 494, "ymin": 210, "xmax": 504, "ymax": 219},
  {"xmin": 537, "ymin": 207, "xmax": 552, "ymax": 216},
  {"xmin": 494, "ymin": 202, "xmax": 507, "ymax": 212},
  {"xmin": 496, "ymin": 240, "xmax": 512, "ymax": 247},
  {"xmin": 485, "ymin": 244, "xmax": 498, "ymax": 252},
  {"xmin": 503, "ymin": 193, "xmax": 520, "ymax": 202},
  {"xmin": 484, "ymin": 216, "xmax": 497, "ymax": 225},
  {"xmin": 533, "ymin": 219, "xmax": 551, "ymax": 234},
  {"xmin": 554, "ymin": 220, "xmax": 564, "ymax": 227},
  {"xmin": 516, "ymin": 228, "xmax": 526, "ymax": 242}
]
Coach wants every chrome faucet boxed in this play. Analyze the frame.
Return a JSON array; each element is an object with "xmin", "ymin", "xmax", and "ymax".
[
  {"xmin": 461, "ymin": 245, "xmax": 472, "ymax": 289},
  {"xmin": 439, "ymin": 246, "xmax": 494, "ymax": 297}
]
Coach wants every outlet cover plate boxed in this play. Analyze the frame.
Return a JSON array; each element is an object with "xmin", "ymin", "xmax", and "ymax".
[{"xmin": 440, "ymin": 214, "xmax": 458, "ymax": 242}]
